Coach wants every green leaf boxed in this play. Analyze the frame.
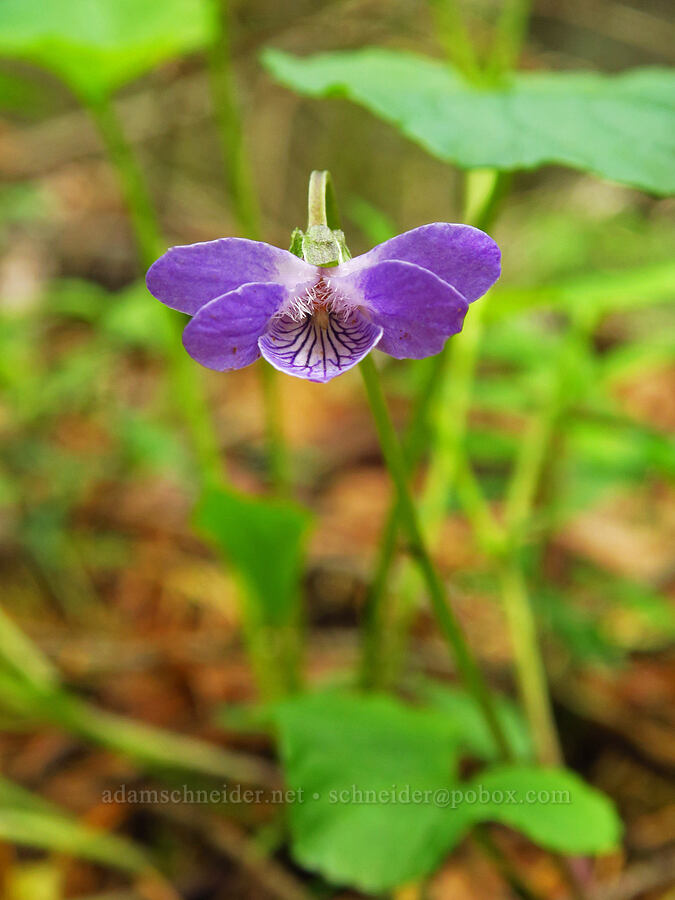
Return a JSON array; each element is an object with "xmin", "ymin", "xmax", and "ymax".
[
  {"xmin": 195, "ymin": 484, "xmax": 311, "ymax": 627},
  {"xmin": 275, "ymin": 690, "xmax": 462, "ymax": 892},
  {"xmin": 416, "ymin": 681, "xmax": 533, "ymax": 761},
  {"xmin": 0, "ymin": 0, "xmax": 211, "ymax": 100},
  {"xmin": 462, "ymin": 765, "xmax": 622, "ymax": 855},
  {"xmin": 275, "ymin": 692, "xmax": 621, "ymax": 891},
  {"xmin": 263, "ymin": 48, "xmax": 675, "ymax": 195}
]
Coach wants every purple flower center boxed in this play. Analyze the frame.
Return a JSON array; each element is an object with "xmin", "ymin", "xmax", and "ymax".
[{"xmin": 262, "ymin": 275, "xmax": 382, "ymax": 382}]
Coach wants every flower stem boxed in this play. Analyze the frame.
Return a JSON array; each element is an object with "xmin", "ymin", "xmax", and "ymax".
[
  {"xmin": 359, "ymin": 354, "xmax": 513, "ymax": 761},
  {"xmin": 360, "ymin": 169, "xmax": 506, "ymax": 689},
  {"xmin": 428, "ymin": 0, "xmax": 481, "ymax": 80},
  {"xmin": 259, "ymin": 362, "xmax": 290, "ymax": 497},
  {"xmin": 307, "ymin": 170, "xmax": 341, "ymax": 230},
  {"xmin": 83, "ymin": 91, "xmax": 224, "ymax": 486},
  {"xmin": 360, "ymin": 353, "xmax": 451, "ymax": 688},
  {"xmin": 488, "ymin": 0, "xmax": 534, "ymax": 76},
  {"xmin": 496, "ymin": 324, "xmax": 588, "ymax": 767}
]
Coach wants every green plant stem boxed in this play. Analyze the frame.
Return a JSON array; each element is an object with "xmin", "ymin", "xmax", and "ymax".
[
  {"xmin": 84, "ymin": 92, "xmax": 224, "ymax": 487},
  {"xmin": 0, "ymin": 666, "xmax": 276, "ymax": 786},
  {"xmin": 488, "ymin": 0, "xmax": 534, "ymax": 76},
  {"xmin": 451, "ymin": 326, "xmax": 586, "ymax": 769},
  {"xmin": 359, "ymin": 355, "xmax": 513, "ymax": 760},
  {"xmin": 208, "ymin": 0, "xmax": 261, "ymax": 239},
  {"xmin": 497, "ymin": 560, "xmax": 561, "ymax": 765},
  {"xmin": 259, "ymin": 363, "xmax": 290, "ymax": 497},
  {"xmin": 496, "ymin": 323, "xmax": 588, "ymax": 767},
  {"xmin": 360, "ymin": 352, "xmax": 452, "ymax": 688},
  {"xmin": 361, "ymin": 169, "xmax": 505, "ymax": 688},
  {"xmin": 419, "ymin": 295, "xmax": 486, "ymax": 531},
  {"xmin": 307, "ymin": 170, "xmax": 341, "ymax": 230},
  {"xmin": 208, "ymin": 0, "xmax": 290, "ymax": 497},
  {"xmin": 428, "ymin": 0, "xmax": 481, "ymax": 80}
]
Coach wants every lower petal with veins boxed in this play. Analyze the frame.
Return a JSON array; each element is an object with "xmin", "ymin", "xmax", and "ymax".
[{"xmin": 259, "ymin": 308, "xmax": 382, "ymax": 383}]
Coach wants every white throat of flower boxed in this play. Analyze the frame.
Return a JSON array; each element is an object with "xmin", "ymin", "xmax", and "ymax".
[{"xmin": 279, "ymin": 277, "xmax": 353, "ymax": 324}]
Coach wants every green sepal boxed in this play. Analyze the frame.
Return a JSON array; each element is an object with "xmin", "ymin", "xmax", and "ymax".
[
  {"xmin": 301, "ymin": 225, "xmax": 351, "ymax": 266},
  {"xmin": 288, "ymin": 228, "xmax": 304, "ymax": 258}
]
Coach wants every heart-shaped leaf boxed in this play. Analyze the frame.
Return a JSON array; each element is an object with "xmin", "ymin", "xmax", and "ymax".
[
  {"xmin": 462, "ymin": 765, "xmax": 622, "ymax": 855},
  {"xmin": 275, "ymin": 690, "xmax": 622, "ymax": 891},
  {"xmin": 275, "ymin": 690, "xmax": 463, "ymax": 892},
  {"xmin": 0, "ymin": 0, "xmax": 211, "ymax": 99},
  {"xmin": 263, "ymin": 48, "xmax": 675, "ymax": 195},
  {"xmin": 196, "ymin": 484, "xmax": 311, "ymax": 627}
]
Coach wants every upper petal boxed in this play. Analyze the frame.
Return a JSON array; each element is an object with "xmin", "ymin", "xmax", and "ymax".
[
  {"xmin": 339, "ymin": 223, "xmax": 500, "ymax": 303},
  {"xmin": 147, "ymin": 238, "xmax": 315, "ymax": 316},
  {"xmin": 182, "ymin": 281, "xmax": 288, "ymax": 371},
  {"xmin": 329, "ymin": 260, "xmax": 468, "ymax": 360},
  {"xmin": 259, "ymin": 309, "xmax": 382, "ymax": 383}
]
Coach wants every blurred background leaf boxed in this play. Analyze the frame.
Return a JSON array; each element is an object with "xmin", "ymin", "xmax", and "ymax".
[
  {"xmin": 264, "ymin": 49, "xmax": 675, "ymax": 194},
  {"xmin": 0, "ymin": 0, "xmax": 211, "ymax": 99}
]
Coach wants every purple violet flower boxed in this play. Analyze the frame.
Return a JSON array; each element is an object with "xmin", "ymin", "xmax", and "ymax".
[{"xmin": 146, "ymin": 223, "xmax": 500, "ymax": 383}]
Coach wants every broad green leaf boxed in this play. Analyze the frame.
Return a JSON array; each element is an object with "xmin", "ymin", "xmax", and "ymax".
[
  {"xmin": 462, "ymin": 765, "xmax": 622, "ymax": 855},
  {"xmin": 275, "ymin": 692, "xmax": 620, "ymax": 891},
  {"xmin": 0, "ymin": 0, "xmax": 211, "ymax": 100},
  {"xmin": 196, "ymin": 484, "xmax": 311, "ymax": 627},
  {"xmin": 275, "ymin": 690, "xmax": 462, "ymax": 892},
  {"xmin": 416, "ymin": 681, "xmax": 533, "ymax": 761},
  {"xmin": 263, "ymin": 48, "xmax": 675, "ymax": 195}
]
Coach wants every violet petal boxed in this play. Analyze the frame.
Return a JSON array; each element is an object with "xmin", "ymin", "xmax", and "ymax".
[
  {"xmin": 330, "ymin": 260, "xmax": 468, "ymax": 359},
  {"xmin": 340, "ymin": 223, "xmax": 500, "ymax": 303},
  {"xmin": 259, "ymin": 309, "xmax": 382, "ymax": 383},
  {"xmin": 147, "ymin": 238, "xmax": 315, "ymax": 316},
  {"xmin": 182, "ymin": 282, "xmax": 288, "ymax": 370}
]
